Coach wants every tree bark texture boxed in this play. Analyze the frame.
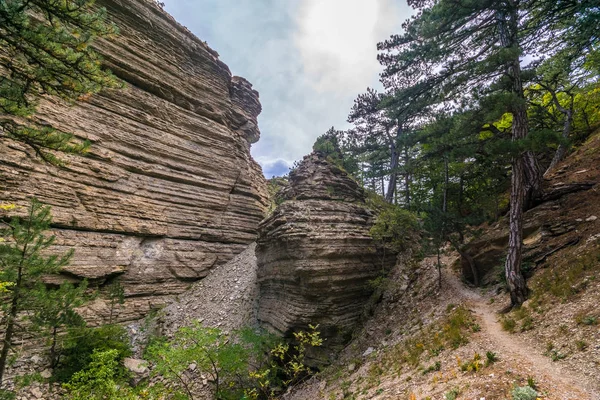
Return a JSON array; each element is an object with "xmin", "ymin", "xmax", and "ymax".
[
  {"xmin": 386, "ymin": 141, "xmax": 399, "ymax": 203},
  {"xmin": 497, "ymin": 4, "xmax": 530, "ymax": 306}
]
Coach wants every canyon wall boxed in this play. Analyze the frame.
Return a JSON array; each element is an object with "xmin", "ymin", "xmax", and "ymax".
[
  {"xmin": 256, "ymin": 153, "xmax": 397, "ymax": 360},
  {"xmin": 0, "ymin": 0, "xmax": 268, "ymax": 322}
]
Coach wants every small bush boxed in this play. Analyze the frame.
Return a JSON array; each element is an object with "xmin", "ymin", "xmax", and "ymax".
[
  {"xmin": 422, "ymin": 361, "xmax": 441, "ymax": 375},
  {"xmin": 444, "ymin": 307, "xmax": 472, "ymax": 349},
  {"xmin": 575, "ymin": 314, "xmax": 597, "ymax": 326},
  {"xmin": 501, "ymin": 317, "xmax": 516, "ymax": 333},
  {"xmin": 445, "ymin": 388, "xmax": 460, "ymax": 400},
  {"xmin": 485, "ymin": 351, "xmax": 499, "ymax": 366},
  {"xmin": 53, "ymin": 324, "xmax": 132, "ymax": 383},
  {"xmin": 62, "ymin": 349, "xmax": 135, "ymax": 400},
  {"xmin": 511, "ymin": 385, "xmax": 538, "ymax": 400},
  {"xmin": 370, "ymin": 206, "xmax": 420, "ymax": 253},
  {"xmin": 575, "ymin": 340, "xmax": 588, "ymax": 351},
  {"xmin": 520, "ymin": 316, "xmax": 534, "ymax": 331},
  {"xmin": 460, "ymin": 353, "xmax": 482, "ymax": 373},
  {"xmin": 0, "ymin": 389, "xmax": 15, "ymax": 400},
  {"xmin": 147, "ymin": 322, "xmax": 322, "ymax": 400},
  {"xmin": 545, "ymin": 349, "xmax": 566, "ymax": 362}
]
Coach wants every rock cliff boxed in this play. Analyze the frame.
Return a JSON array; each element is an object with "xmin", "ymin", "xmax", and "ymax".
[
  {"xmin": 256, "ymin": 153, "xmax": 396, "ymax": 359},
  {"xmin": 0, "ymin": 0, "xmax": 268, "ymax": 322}
]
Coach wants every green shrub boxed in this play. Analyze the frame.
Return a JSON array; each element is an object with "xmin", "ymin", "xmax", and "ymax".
[
  {"xmin": 370, "ymin": 206, "xmax": 420, "ymax": 253},
  {"xmin": 0, "ymin": 389, "xmax": 15, "ymax": 400},
  {"xmin": 460, "ymin": 353, "xmax": 482, "ymax": 372},
  {"xmin": 575, "ymin": 340, "xmax": 588, "ymax": 351},
  {"xmin": 575, "ymin": 314, "xmax": 597, "ymax": 326},
  {"xmin": 501, "ymin": 317, "xmax": 516, "ymax": 333},
  {"xmin": 63, "ymin": 349, "xmax": 135, "ymax": 400},
  {"xmin": 53, "ymin": 324, "xmax": 132, "ymax": 383},
  {"xmin": 444, "ymin": 306, "xmax": 472, "ymax": 348},
  {"xmin": 146, "ymin": 322, "xmax": 322, "ymax": 400},
  {"xmin": 511, "ymin": 385, "xmax": 538, "ymax": 400},
  {"xmin": 485, "ymin": 351, "xmax": 499, "ymax": 366},
  {"xmin": 422, "ymin": 361, "xmax": 441, "ymax": 375},
  {"xmin": 445, "ymin": 388, "xmax": 460, "ymax": 400}
]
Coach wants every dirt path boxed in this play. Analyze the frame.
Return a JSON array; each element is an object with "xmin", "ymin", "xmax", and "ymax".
[{"xmin": 442, "ymin": 267, "xmax": 599, "ymax": 400}]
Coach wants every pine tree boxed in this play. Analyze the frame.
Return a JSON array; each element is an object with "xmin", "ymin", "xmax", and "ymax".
[
  {"xmin": 0, "ymin": 199, "xmax": 74, "ymax": 385},
  {"xmin": 31, "ymin": 281, "xmax": 88, "ymax": 368},
  {"xmin": 107, "ymin": 280, "xmax": 124, "ymax": 324},
  {"xmin": 378, "ymin": 0, "xmax": 599, "ymax": 306},
  {"xmin": 378, "ymin": 0, "xmax": 536, "ymax": 306},
  {"xmin": 0, "ymin": 0, "xmax": 122, "ymax": 165}
]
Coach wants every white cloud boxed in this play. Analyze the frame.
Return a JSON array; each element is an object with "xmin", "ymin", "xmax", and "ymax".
[{"xmin": 294, "ymin": 0, "xmax": 402, "ymax": 95}]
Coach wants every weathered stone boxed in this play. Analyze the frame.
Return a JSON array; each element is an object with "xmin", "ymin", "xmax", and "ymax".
[
  {"xmin": 0, "ymin": 0, "xmax": 268, "ymax": 322},
  {"xmin": 256, "ymin": 153, "xmax": 396, "ymax": 360},
  {"xmin": 124, "ymin": 358, "xmax": 148, "ymax": 375}
]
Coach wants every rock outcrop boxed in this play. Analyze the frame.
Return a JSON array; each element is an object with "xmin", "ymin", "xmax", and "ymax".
[
  {"xmin": 0, "ymin": 0, "xmax": 268, "ymax": 322},
  {"xmin": 256, "ymin": 153, "xmax": 396, "ymax": 359}
]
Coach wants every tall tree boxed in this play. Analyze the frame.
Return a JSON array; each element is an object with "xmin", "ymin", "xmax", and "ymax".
[
  {"xmin": 0, "ymin": 0, "xmax": 121, "ymax": 165},
  {"xmin": 347, "ymin": 88, "xmax": 424, "ymax": 204},
  {"xmin": 377, "ymin": 0, "xmax": 553, "ymax": 306}
]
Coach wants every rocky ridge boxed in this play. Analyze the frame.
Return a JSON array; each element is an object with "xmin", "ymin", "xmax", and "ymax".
[
  {"xmin": 256, "ymin": 153, "xmax": 397, "ymax": 359},
  {"xmin": 0, "ymin": 0, "xmax": 268, "ymax": 322}
]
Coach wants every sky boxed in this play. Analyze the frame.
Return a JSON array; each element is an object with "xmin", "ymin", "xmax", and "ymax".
[{"xmin": 162, "ymin": 0, "xmax": 413, "ymax": 177}]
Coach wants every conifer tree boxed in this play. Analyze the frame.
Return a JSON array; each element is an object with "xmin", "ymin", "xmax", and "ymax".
[
  {"xmin": 31, "ymin": 281, "xmax": 88, "ymax": 368},
  {"xmin": 0, "ymin": 0, "xmax": 122, "ymax": 165},
  {"xmin": 378, "ymin": 0, "xmax": 599, "ymax": 306},
  {"xmin": 0, "ymin": 199, "xmax": 74, "ymax": 385},
  {"xmin": 107, "ymin": 280, "xmax": 124, "ymax": 324},
  {"xmin": 378, "ymin": 0, "xmax": 536, "ymax": 306}
]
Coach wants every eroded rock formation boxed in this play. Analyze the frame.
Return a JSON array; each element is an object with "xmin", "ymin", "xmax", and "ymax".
[
  {"xmin": 0, "ymin": 0, "xmax": 268, "ymax": 322},
  {"xmin": 256, "ymin": 153, "xmax": 396, "ymax": 359}
]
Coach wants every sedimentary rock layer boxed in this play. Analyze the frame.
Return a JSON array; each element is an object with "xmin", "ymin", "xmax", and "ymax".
[
  {"xmin": 0, "ymin": 0, "xmax": 268, "ymax": 322},
  {"xmin": 256, "ymin": 153, "xmax": 396, "ymax": 358}
]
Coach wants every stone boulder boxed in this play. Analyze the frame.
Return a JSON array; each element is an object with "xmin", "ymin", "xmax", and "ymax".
[{"xmin": 256, "ymin": 153, "xmax": 396, "ymax": 360}]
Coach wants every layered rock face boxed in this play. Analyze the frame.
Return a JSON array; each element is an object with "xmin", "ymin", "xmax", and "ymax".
[
  {"xmin": 0, "ymin": 0, "xmax": 268, "ymax": 322},
  {"xmin": 256, "ymin": 153, "xmax": 396, "ymax": 358}
]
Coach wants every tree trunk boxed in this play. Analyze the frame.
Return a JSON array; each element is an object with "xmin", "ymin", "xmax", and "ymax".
[
  {"xmin": 443, "ymin": 155, "xmax": 449, "ymax": 214},
  {"xmin": 496, "ymin": 5, "xmax": 541, "ymax": 211},
  {"xmin": 404, "ymin": 146, "xmax": 411, "ymax": 208},
  {"xmin": 50, "ymin": 326, "xmax": 58, "ymax": 368},
  {"xmin": 386, "ymin": 141, "xmax": 399, "ymax": 203},
  {"xmin": 460, "ymin": 248, "xmax": 479, "ymax": 287},
  {"xmin": 523, "ymin": 151, "xmax": 541, "ymax": 211},
  {"xmin": 497, "ymin": 6, "xmax": 529, "ymax": 307},
  {"xmin": 436, "ymin": 247, "xmax": 442, "ymax": 289},
  {"xmin": 545, "ymin": 96, "xmax": 574, "ymax": 176},
  {"xmin": 0, "ymin": 279, "xmax": 20, "ymax": 385},
  {"xmin": 505, "ymin": 150, "xmax": 529, "ymax": 306}
]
